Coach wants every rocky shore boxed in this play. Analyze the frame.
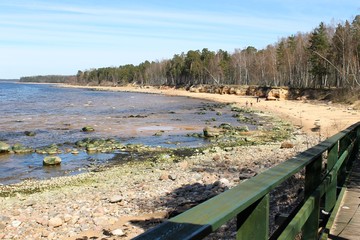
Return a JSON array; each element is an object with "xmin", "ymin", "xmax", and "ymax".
[
  {"xmin": 2, "ymin": 85, "xmax": 358, "ymax": 239},
  {"xmin": 0, "ymin": 126, "xmax": 319, "ymax": 239}
]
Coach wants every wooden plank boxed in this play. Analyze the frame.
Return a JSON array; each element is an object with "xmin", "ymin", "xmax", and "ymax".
[
  {"xmin": 320, "ymin": 185, "xmax": 346, "ymax": 239},
  {"xmin": 325, "ymin": 141, "xmax": 338, "ymax": 212},
  {"xmin": 278, "ymin": 192, "xmax": 319, "ymax": 240},
  {"xmin": 302, "ymin": 193, "xmax": 320, "ymax": 239},
  {"xmin": 330, "ymin": 155, "xmax": 360, "ymax": 239},
  {"xmin": 305, "ymin": 156, "xmax": 322, "ymax": 197},
  {"xmin": 236, "ymin": 194, "xmax": 269, "ymax": 239},
  {"xmin": 302, "ymin": 155, "xmax": 322, "ymax": 239}
]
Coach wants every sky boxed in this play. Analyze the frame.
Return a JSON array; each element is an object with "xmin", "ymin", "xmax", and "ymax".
[{"xmin": 0, "ymin": 0, "xmax": 358, "ymax": 79}]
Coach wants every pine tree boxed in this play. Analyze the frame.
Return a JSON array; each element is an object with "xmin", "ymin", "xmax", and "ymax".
[{"xmin": 308, "ymin": 22, "xmax": 330, "ymax": 88}]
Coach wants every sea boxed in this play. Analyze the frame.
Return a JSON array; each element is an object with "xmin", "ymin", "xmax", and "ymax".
[{"xmin": 0, "ymin": 82, "xmax": 247, "ymax": 184}]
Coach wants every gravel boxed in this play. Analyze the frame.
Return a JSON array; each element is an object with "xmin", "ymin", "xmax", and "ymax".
[{"xmin": 0, "ymin": 130, "xmax": 319, "ymax": 239}]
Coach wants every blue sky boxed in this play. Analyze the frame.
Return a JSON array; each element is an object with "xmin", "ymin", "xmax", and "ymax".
[{"xmin": 0, "ymin": 0, "xmax": 358, "ymax": 79}]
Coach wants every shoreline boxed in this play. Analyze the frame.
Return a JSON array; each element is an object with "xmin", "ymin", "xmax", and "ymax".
[
  {"xmin": 58, "ymin": 84, "xmax": 360, "ymax": 138},
  {"xmin": 0, "ymin": 131, "xmax": 319, "ymax": 239},
  {"xmin": 1, "ymin": 83, "xmax": 359, "ymax": 239}
]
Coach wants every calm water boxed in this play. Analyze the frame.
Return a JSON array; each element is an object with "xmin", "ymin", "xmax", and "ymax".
[{"xmin": 0, "ymin": 82, "xmax": 248, "ymax": 184}]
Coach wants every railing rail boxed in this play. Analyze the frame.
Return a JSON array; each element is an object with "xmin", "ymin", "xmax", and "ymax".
[{"xmin": 134, "ymin": 122, "xmax": 360, "ymax": 240}]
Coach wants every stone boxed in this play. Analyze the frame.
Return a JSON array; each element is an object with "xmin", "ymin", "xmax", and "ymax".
[
  {"xmin": 41, "ymin": 230, "xmax": 50, "ymax": 237},
  {"xmin": 153, "ymin": 131, "xmax": 163, "ymax": 136},
  {"xmin": 212, "ymin": 154, "xmax": 221, "ymax": 161},
  {"xmin": 203, "ymin": 127, "xmax": 221, "ymax": 138},
  {"xmin": 0, "ymin": 141, "xmax": 10, "ymax": 153},
  {"xmin": 0, "ymin": 215, "xmax": 11, "ymax": 222},
  {"xmin": 43, "ymin": 156, "xmax": 62, "ymax": 165},
  {"xmin": 63, "ymin": 214, "xmax": 72, "ymax": 223},
  {"xmin": 178, "ymin": 160, "xmax": 189, "ymax": 170},
  {"xmin": 25, "ymin": 200, "xmax": 36, "ymax": 206},
  {"xmin": 280, "ymin": 142, "xmax": 294, "ymax": 149},
  {"xmin": 24, "ymin": 131, "xmax": 36, "ymax": 137},
  {"xmin": 193, "ymin": 173, "xmax": 203, "ymax": 181},
  {"xmin": 70, "ymin": 216, "xmax": 79, "ymax": 224},
  {"xmin": 169, "ymin": 174, "xmax": 177, "ymax": 181},
  {"xmin": 159, "ymin": 172, "xmax": 169, "ymax": 180},
  {"xmin": 0, "ymin": 223, "xmax": 5, "ymax": 230},
  {"xmin": 48, "ymin": 232, "xmax": 56, "ymax": 239},
  {"xmin": 71, "ymin": 149, "xmax": 79, "ymax": 154},
  {"xmin": 48, "ymin": 217, "xmax": 63, "ymax": 227},
  {"xmin": 214, "ymin": 178, "xmax": 230, "ymax": 188},
  {"xmin": 12, "ymin": 143, "xmax": 33, "ymax": 153},
  {"xmin": 35, "ymin": 217, "xmax": 48, "ymax": 226},
  {"xmin": 239, "ymin": 172, "xmax": 256, "ymax": 180},
  {"xmin": 93, "ymin": 216, "xmax": 109, "ymax": 227},
  {"xmin": 82, "ymin": 126, "xmax": 95, "ymax": 132},
  {"xmin": 112, "ymin": 228, "xmax": 126, "ymax": 236},
  {"xmin": 109, "ymin": 195, "xmax": 123, "ymax": 203},
  {"xmin": 11, "ymin": 220, "xmax": 22, "ymax": 227}
]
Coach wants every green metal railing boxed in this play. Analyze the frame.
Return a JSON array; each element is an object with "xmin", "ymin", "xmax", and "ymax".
[{"xmin": 134, "ymin": 122, "xmax": 360, "ymax": 240}]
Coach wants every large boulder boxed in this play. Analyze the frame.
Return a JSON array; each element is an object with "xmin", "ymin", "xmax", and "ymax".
[
  {"xmin": 0, "ymin": 141, "xmax": 10, "ymax": 153},
  {"xmin": 43, "ymin": 156, "xmax": 62, "ymax": 166}
]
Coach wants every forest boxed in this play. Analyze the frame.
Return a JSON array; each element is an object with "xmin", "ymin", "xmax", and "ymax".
[
  {"xmin": 20, "ymin": 75, "xmax": 76, "ymax": 83},
  {"xmin": 21, "ymin": 16, "xmax": 360, "ymax": 90}
]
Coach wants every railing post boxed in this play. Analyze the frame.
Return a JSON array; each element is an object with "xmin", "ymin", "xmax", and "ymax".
[
  {"xmin": 302, "ymin": 191, "xmax": 321, "ymax": 240},
  {"xmin": 236, "ymin": 194, "xmax": 269, "ymax": 239},
  {"xmin": 338, "ymin": 136, "xmax": 350, "ymax": 186},
  {"xmin": 325, "ymin": 142, "xmax": 338, "ymax": 212},
  {"xmin": 302, "ymin": 156, "xmax": 322, "ymax": 239},
  {"xmin": 356, "ymin": 125, "xmax": 360, "ymax": 152}
]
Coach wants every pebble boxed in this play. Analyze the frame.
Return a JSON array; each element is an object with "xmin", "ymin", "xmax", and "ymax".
[
  {"xmin": 93, "ymin": 216, "xmax": 109, "ymax": 227},
  {"xmin": 217, "ymin": 178, "xmax": 230, "ymax": 188},
  {"xmin": 212, "ymin": 154, "xmax": 221, "ymax": 161},
  {"xmin": 159, "ymin": 172, "xmax": 169, "ymax": 180},
  {"xmin": 11, "ymin": 220, "xmax": 22, "ymax": 227},
  {"xmin": 112, "ymin": 228, "xmax": 126, "ymax": 236},
  {"xmin": 109, "ymin": 195, "xmax": 123, "ymax": 203},
  {"xmin": 48, "ymin": 217, "xmax": 63, "ymax": 227},
  {"xmin": 0, "ymin": 223, "xmax": 6, "ymax": 230},
  {"xmin": 178, "ymin": 161, "xmax": 189, "ymax": 170},
  {"xmin": 0, "ymin": 132, "xmax": 319, "ymax": 239},
  {"xmin": 35, "ymin": 217, "xmax": 48, "ymax": 226},
  {"xmin": 63, "ymin": 214, "xmax": 72, "ymax": 222},
  {"xmin": 24, "ymin": 200, "xmax": 36, "ymax": 206},
  {"xmin": 41, "ymin": 230, "xmax": 50, "ymax": 237},
  {"xmin": 0, "ymin": 215, "xmax": 10, "ymax": 222},
  {"xmin": 169, "ymin": 174, "xmax": 177, "ymax": 181}
]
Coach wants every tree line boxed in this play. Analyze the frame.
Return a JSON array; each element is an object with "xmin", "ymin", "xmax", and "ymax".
[
  {"xmin": 22, "ymin": 15, "xmax": 360, "ymax": 89},
  {"xmin": 20, "ymin": 75, "xmax": 76, "ymax": 83}
]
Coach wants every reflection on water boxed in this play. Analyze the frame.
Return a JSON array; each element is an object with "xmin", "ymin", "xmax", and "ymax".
[
  {"xmin": 0, "ymin": 151, "xmax": 116, "ymax": 185},
  {"xmin": 0, "ymin": 82, "xmax": 253, "ymax": 184}
]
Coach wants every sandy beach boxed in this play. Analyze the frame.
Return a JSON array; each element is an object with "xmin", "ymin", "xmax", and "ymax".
[
  {"xmin": 1, "ymin": 84, "xmax": 359, "ymax": 239},
  {"xmin": 59, "ymin": 84, "xmax": 360, "ymax": 138}
]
